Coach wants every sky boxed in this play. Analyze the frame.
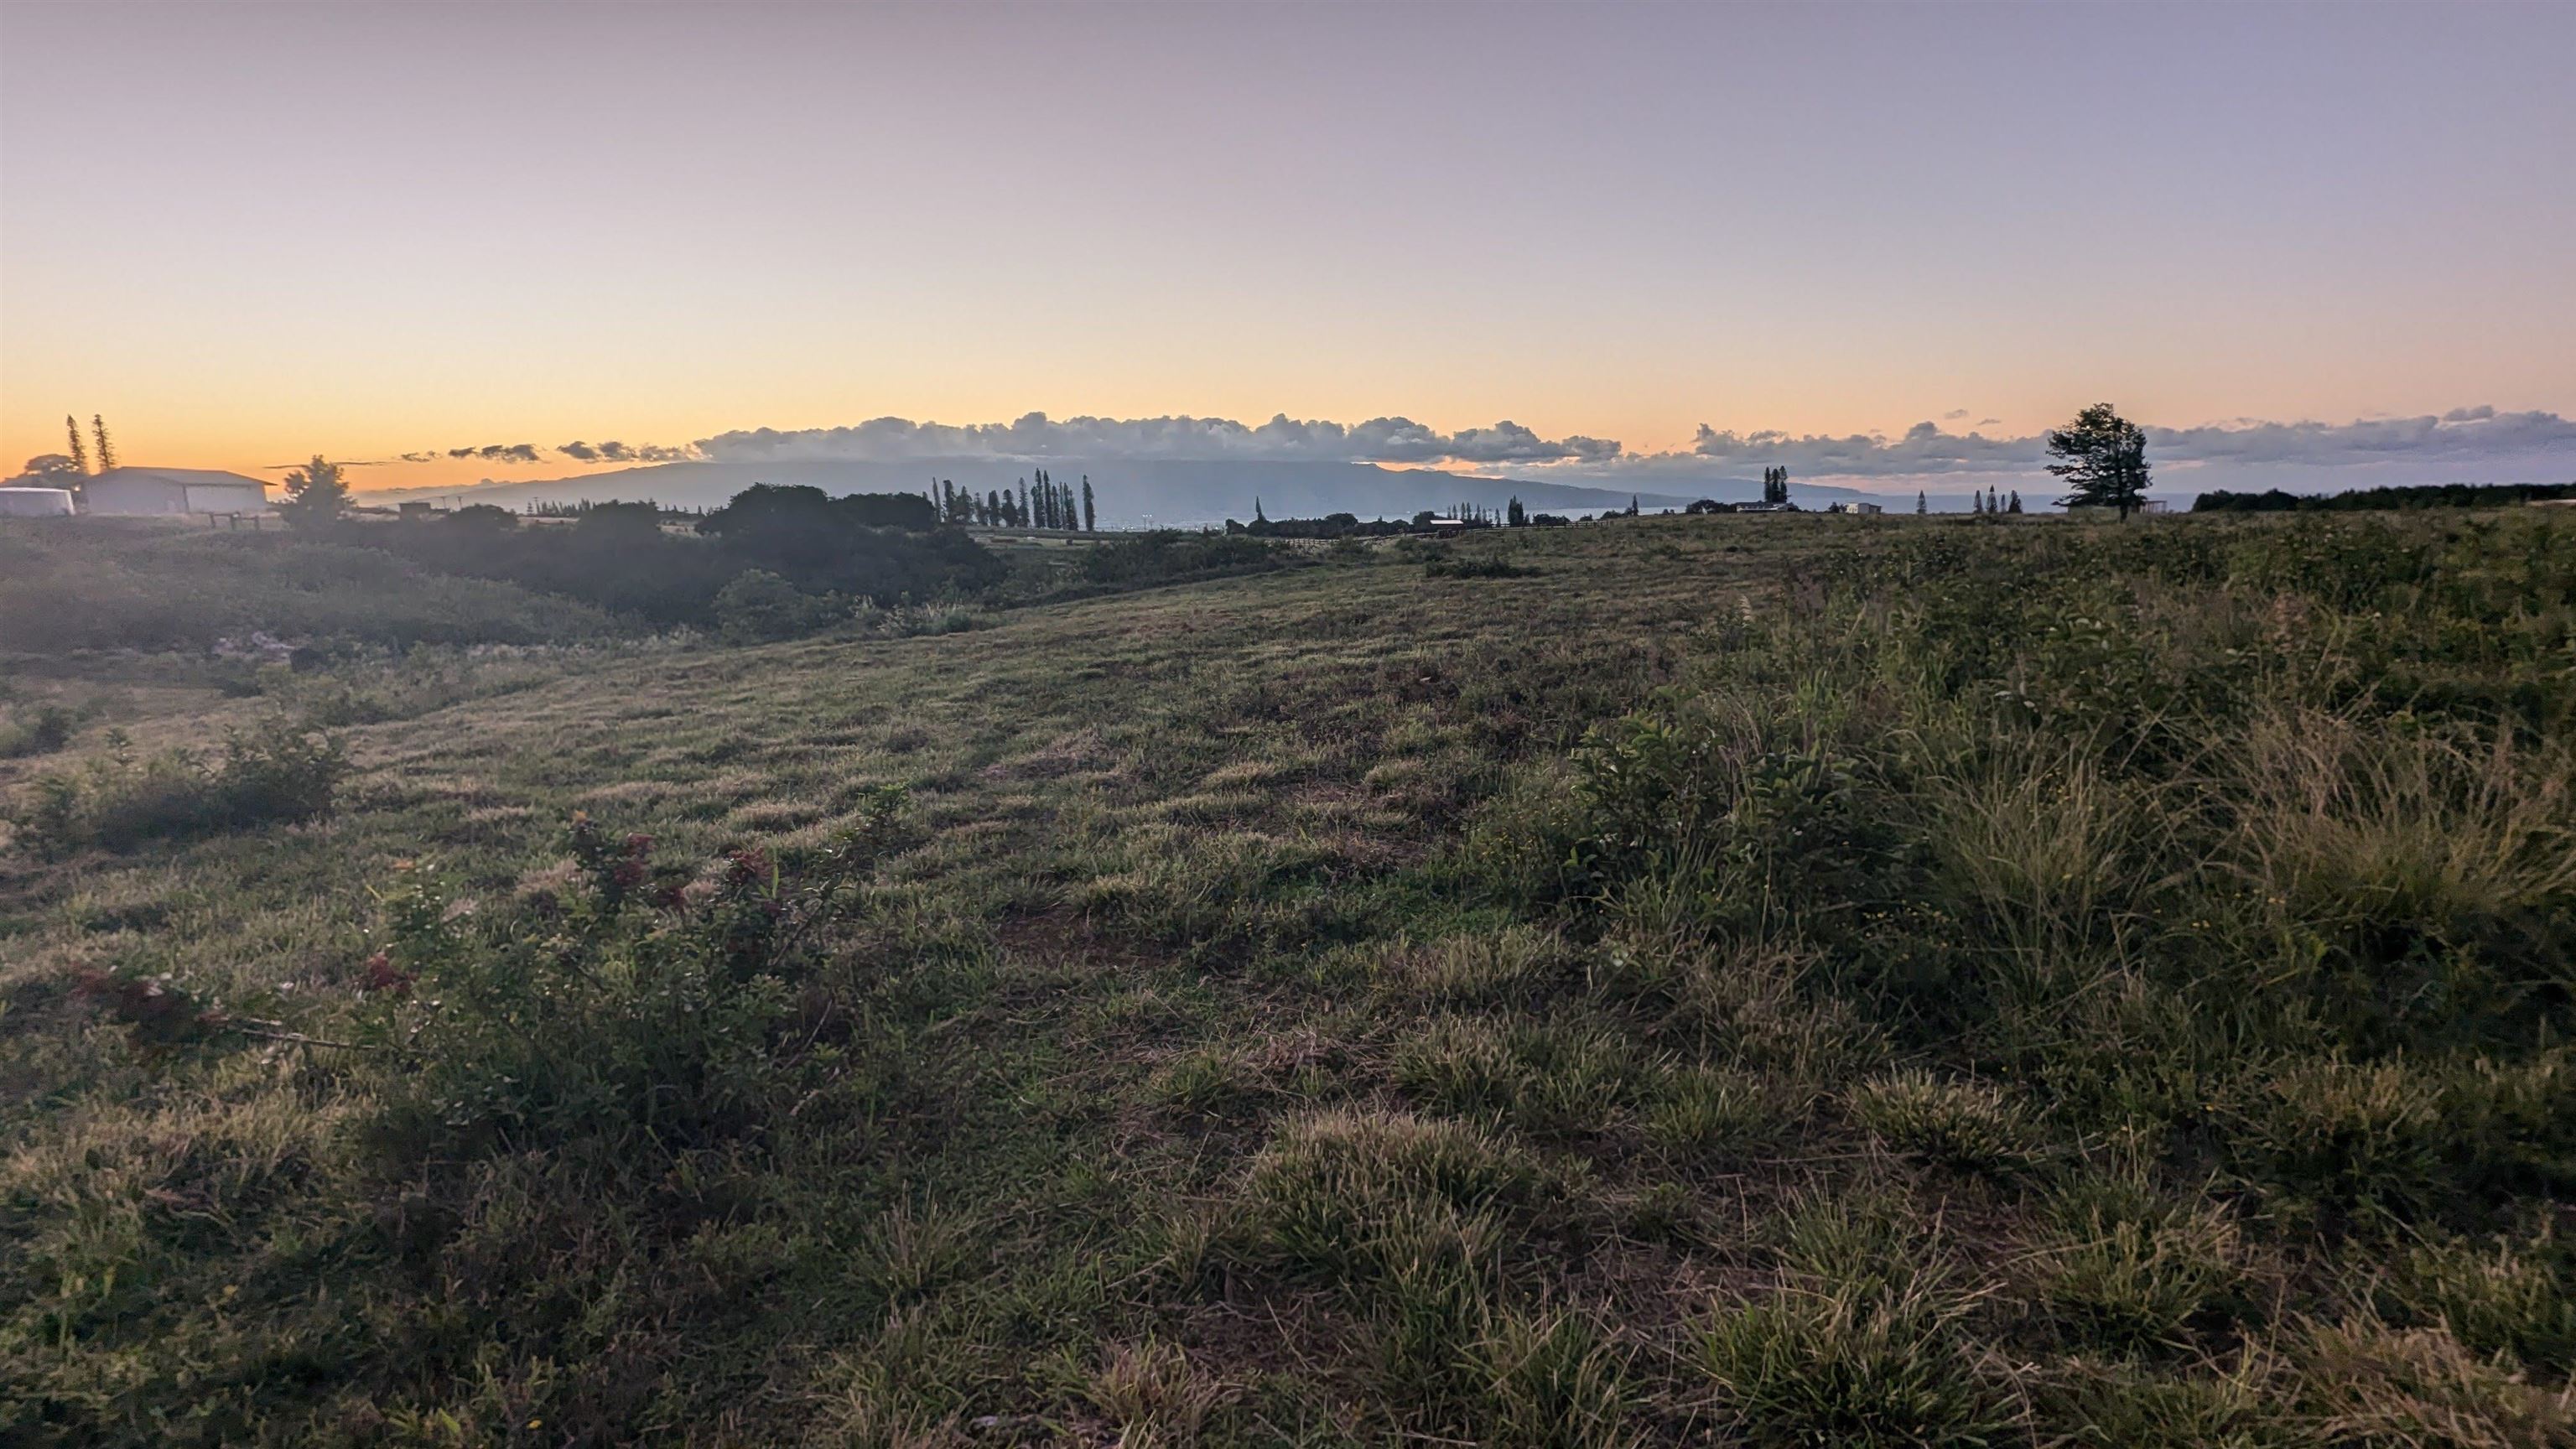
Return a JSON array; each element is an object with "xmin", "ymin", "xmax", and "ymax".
[{"xmin": 3, "ymin": 1, "xmax": 2572, "ymax": 496}]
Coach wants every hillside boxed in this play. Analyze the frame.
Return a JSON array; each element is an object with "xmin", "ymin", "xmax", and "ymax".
[{"xmin": 4, "ymin": 511, "xmax": 2573, "ymax": 1446}]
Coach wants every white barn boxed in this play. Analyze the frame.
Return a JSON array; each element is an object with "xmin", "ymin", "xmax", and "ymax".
[{"xmin": 79, "ymin": 467, "xmax": 271, "ymax": 518}]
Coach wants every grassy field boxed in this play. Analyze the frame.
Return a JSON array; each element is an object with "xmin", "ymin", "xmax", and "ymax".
[{"xmin": 3, "ymin": 511, "xmax": 2573, "ymax": 1446}]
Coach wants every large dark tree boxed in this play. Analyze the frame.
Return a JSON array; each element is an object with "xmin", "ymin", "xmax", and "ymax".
[
  {"xmin": 1081, "ymin": 475, "xmax": 1096, "ymax": 532},
  {"xmin": 2047, "ymin": 402, "xmax": 2152, "ymax": 518},
  {"xmin": 276, "ymin": 454, "xmax": 350, "ymax": 529}
]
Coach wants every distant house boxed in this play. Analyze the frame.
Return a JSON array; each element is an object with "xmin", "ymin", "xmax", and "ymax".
[
  {"xmin": 80, "ymin": 467, "xmax": 271, "ymax": 518},
  {"xmin": 0, "ymin": 486, "xmax": 78, "ymax": 517},
  {"xmin": 1826, "ymin": 501, "xmax": 1884, "ymax": 515}
]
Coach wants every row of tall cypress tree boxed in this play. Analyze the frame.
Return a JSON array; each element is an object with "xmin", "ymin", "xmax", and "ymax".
[{"xmin": 932, "ymin": 470, "xmax": 1097, "ymax": 531}]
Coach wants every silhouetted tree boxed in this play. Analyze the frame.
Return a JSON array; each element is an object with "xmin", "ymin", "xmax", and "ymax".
[
  {"xmin": 277, "ymin": 454, "xmax": 349, "ymax": 529},
  {"xmin": 65, "ymin": 415, "xmax": 90, "ymax": 475},
  {"xmin": 2048, "ymin": 402, "xmax": 2152, "ymax": 518},
  {"xmin": 1081, "ymin": 475, "xmax": 1096, "ymax": 532},
  {"xmin": 2007, "ymin": 490, "xmax": 2023, "ymax": 514},
  {"xmin": 18, "ymin": 454, "xmax": 82, "ymax": 485},
  {"xmin": 1254, "ymin": 496, "xmax": 1267, "ymax": 524},
  {"xmin": 1915, "ymin": 490, "xmax": 1927, "ymax": 514},
  {"xmin": 90, "ymin": 416, "xmax": 117, "ymax": 472},
  {"xmin": 1507, "ymin": 496, "xmax": 1526, "ymax": 527}
]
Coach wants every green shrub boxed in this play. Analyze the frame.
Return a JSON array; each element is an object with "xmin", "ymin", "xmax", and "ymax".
[
  {"xmin": 0, "ymin": 700, "xmax": 78, "ymax": 757},
  {"xmin": 5, "ymin": 724, "xmax": 346, "ymax": 857},
  {"xmin": 366, "ymin": 797, "xmax": 906, "ymax": 1166},
  {"xmin": 713, "ymin": 567, "xmax": 843, "ymax": 641},
  {"xmin": 1426, "ymin": 553, "xmax": 1540, "ymax": 579},
  {"xmin": 0, "ymin": 527, "xmax": 616, "ymax": 652},
  {"xmin": 1078, "ymin": 531, "xmax": 1284, "ymax": 587}
]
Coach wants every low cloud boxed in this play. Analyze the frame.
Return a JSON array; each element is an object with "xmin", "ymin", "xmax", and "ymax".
[
  {"xmin": 442, "ymin": 443, "xmax": 543, "ymax": 465},
  {"xmin": 558, "ymin": 439, "xmax": 698, "ymax": 464},
  {"xmin": 401, "ymin": 440, "xmax": 696, "ymax": 465},
  {"xmin": 692, "ymin": 411, "xmax": 1618, "ymax": 467}
]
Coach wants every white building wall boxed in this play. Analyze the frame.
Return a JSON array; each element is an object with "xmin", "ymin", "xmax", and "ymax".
[{"xmin": 184, "ymin": 484, "xmax": 271, "ymax": 514}]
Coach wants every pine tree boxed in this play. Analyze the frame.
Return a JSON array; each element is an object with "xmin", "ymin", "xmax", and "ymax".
[
  {"xmin": 2007, "ymin": 490, "xmax": 2023, "ymax": 514},
  {"xmin": 1081, "ymin": 475, "xmax": 1096, "ymax": 532},
  {"xmin": 65, "ymin": 414, "xmax": 90, "ymax": 475},
  {"xmin": 91, "ymin": 416, "xmax": 117, "ymax": 472},
  {"xmin": 1507, "ymin": 496, "xmax": 1526, "ymax": 527},
  {"xmin": 1915, "ymin": 490, "xmax": 1927, "ymax": 515},
  {"xmin": 1254, "ymin": 496, "xmax": 1267, "ymax": 524}
]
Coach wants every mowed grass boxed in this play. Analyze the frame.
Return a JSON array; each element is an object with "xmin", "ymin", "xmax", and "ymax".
[{"xmin": 3, "ymin": 512, "xmax": 2573, "ymax": 1446}]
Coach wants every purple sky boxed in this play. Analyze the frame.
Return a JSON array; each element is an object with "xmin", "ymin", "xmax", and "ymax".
[{"xmin": 4, "ymin": 1, "xmax": 2570, "ymax": 493}]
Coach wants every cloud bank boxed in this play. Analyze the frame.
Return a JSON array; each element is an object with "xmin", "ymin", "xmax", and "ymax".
[
  {"xmin": 693, "ymin": 412, "xmax": 1620, "ymax": 466},
  {"xmin": 392, "ymin": 407, "xmax": 2574, "ymax": 495},
  {"xmin": 1655, "ymin": 408, "xmax": 2576, "ymax": 485}
]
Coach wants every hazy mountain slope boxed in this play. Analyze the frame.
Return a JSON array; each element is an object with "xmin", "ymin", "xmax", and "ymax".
[{"xmin": 377, "ymin": 458, "xmax": 1872, "ymax": 523}]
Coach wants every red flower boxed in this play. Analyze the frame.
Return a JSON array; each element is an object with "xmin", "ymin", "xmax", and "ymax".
[{"xmin": 361, "ymin": 952, "xmax": 415, "ymax": 997}]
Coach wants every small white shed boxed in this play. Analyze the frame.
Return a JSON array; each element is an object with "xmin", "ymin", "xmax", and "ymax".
[
  {"xmin": 80, "ymin": 467, "xmax": 271, "ymax": 517},
  {"xmin": 0, "ymin": 487, "xmax": 78, "ymax": 517}
]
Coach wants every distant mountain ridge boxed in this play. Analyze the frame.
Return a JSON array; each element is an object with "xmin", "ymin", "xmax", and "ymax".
[{"xmin": 375, "ymin": 458, "xmax": 1893, "ymax": 524}]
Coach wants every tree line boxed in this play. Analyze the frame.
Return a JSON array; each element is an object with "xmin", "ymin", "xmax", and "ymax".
[
  {"xmin": 2192, "ymin": 480, "xmax": 2576, "ymax": 512},
  {"xmin": 935, "ymin": 470, "xmax": 1097, "ymax": 530}
]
